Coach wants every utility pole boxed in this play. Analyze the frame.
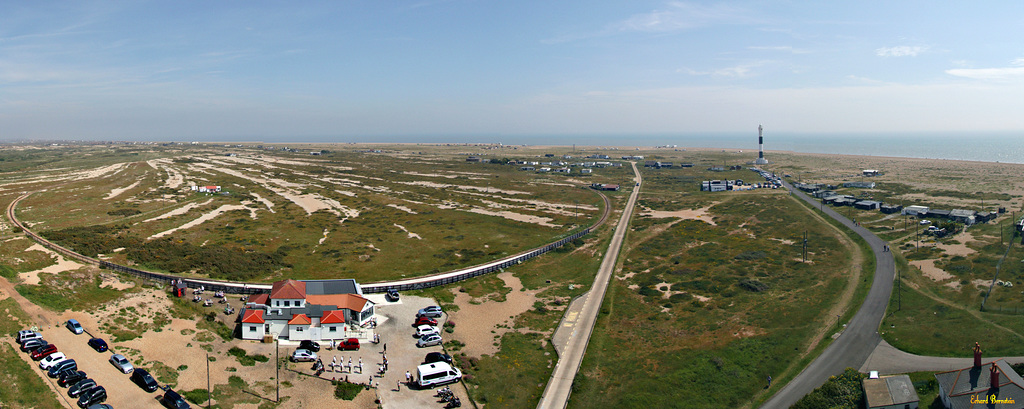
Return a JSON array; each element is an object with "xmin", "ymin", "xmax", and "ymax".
[
  {"xmin": 802, "ymin": 230, "xmax": 808, "ymax": 262},
  {"xmin": 276, "ymin": 338, "xmax": 280, "ymax": 402},
  {"xmin": 207, "ymin": 353, "xmax": 211, "ymax": 408}
]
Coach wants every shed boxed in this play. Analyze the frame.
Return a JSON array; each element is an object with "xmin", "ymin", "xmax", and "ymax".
[
  {"xmin": 880, "ymin": 204, "xmax": 903, "ymax": 214},
  {"xmin": 902, "ymin": 205, "xmax": 929, "ymax": 216},
  {"xmin": 926, "ymin": 209, "xmax": 952, "ymax": 219},
  {"xmin": 854, "ymin": 200, "xmax": 882, "ymax": 210},
  {"xmin": 949, "ymin": 209, "xmax": 977, "ymax": 224},
  {"xmin": 863, "ymin": 374, "xmax": 919, "ymax": 409}
]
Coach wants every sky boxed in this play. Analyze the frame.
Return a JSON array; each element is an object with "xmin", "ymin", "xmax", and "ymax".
[{"xmin": 3, "ymin": 1, "xmax": 1024, "ymax": 142}]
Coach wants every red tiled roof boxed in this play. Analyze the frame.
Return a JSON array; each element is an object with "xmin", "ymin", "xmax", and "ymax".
[
  {"xmin": 287, "ymin": 314, "xmax": 311, "ymax": 325},
  {"xmin": 306, "ymin": 293, "xmax": 368, "ymax": 312},
  {"xmin": 321, "ymin": 310, "xmax": 346, "ymax": 324},
  {"xmin": 270, "ymin": 279, "xmax": 306, "ymax": 299},
  {"xmin": 249, "ymin": 293, "xmax": 269, "ymax": 306},
  {"xmin": 241, "ymin": 309, "xmax": 264, "ymax": 324}
]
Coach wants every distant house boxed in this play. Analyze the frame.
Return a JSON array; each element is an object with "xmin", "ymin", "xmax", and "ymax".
[
  {"xmin": 880, "ymin": 204, "xmax": 903, "ymax": 214},
  {"xmin": 241, "ymin": 279, "xmax": 374, "ymax": 342},
  {"xmin": 843, "ymin": 181, "xmax": 876, "ymax": 189},
  {"xmin": 863, "ymin": 169, "xmax": 880, "ymax": 177},
  {"xmin": 926, "ymin": 209, "xmax": 952, "ymax": 219},
  {"xmin": 902, "ymin": 205, "xmax": 930, "ymax": 216},
  {"xmin": 466, "ymin": 156, "xmax": 481, "ymax": 162},
  {"xmin": 949, "ymin": 209, "xmax": 977, "ymax": 225},
  {"xmin": 935, "ymin": 343, "xmax": 1024, "ymax": 409},
  {"xmin": 863, "ymin": 374, "xmax": 919, "ymax": 409},
  {"xmin": 519, "ymin": 166, "xmax": 535, "ymax": 171},
  {"xmin": 854, "ymin": 200, "xmax": 882, "ymax": 210},
  {"xmin": 191, "ymin": 185, "xmax": 221, "ymax": 193},
  {"xmin": 580, "ymin": 169, "xmax": 592, "ymax": 174},
  {"xmin": 590, "ymin": 183, "xmax": 619, "ymax": 191},
  {"xmin": 644, "ymin": 161, "xmax": 658, "ymax": 167}
]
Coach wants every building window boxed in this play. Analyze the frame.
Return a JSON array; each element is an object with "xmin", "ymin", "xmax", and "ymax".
[
  {"xmin": 296, "ymin": 326, "xmax": 303, "ymax": 332},
  {"xmin": 284, "ymin": 300, "xmax": 291, "ymax": 307},
  {"xmin": 249, "ymin": 326, "xmax": 256, "ymax": 332},
  {"xmin": 329, "ymin": 326, "xmax": 336, "ymax": 332}
]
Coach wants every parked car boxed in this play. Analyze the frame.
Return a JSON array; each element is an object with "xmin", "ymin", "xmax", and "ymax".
[
  {"xmin": 48, "ymin": 359, "xmax": 78, "ymax": 378},
  {"xmin": 66, "ymin": 319, "xmax": 85, "ymax": 334},
  {"xmin": 298, "ymin": 340, "xmax": 320, "ymax": 352},
  {"xmin": 424, "ymin": 352, "xmax": 453, "ymax": 365},
  {"xmin": 31, "ymin": 344, "xmax": 58, "ymax": 360},
  {"xmin": 920, "ymin": 219, "xmax": 931, "ymax": 225},
  {"xmin": 21, "ymin": 338, "xmax": 49, "ymax": 353},
  {"xmin": 109, "ymin": 354, "xmax": 134, "ymax": 373},
  {"xmin": 290, "ymin": 349, "xmax": 317, "ymax": 362},
  {"xmin": 86, "ymin": 404, "xmax": 113, "ymax": 409},
  {"xmin": 337, "ymin": 338, "xmax": 360, "ymax": 351},
  {"xmin": 58, "ymin": 370, "xmax": 88, "ymax": 387},
  {"xmin": 77, "ymin": 385, "xmax": 106, "ymax": 408},
  {"xmin": 417, "ymin": 333, "xmax": 442, "ymax": 348},
  {"xmin": 385, "ymin": 289, "xmax": 400, "ymax": 302},
  {"xmin": 53, "ymin": 367, "xmax": 81, "ymax": 384},
  {"xmin": 415, "ymin": 325, "xmax": 439, "ymax": 338},
  {"xmin": 40, "ymin": 352, "xmax": 69, "ymax": 369},
  {"xmin": 68, "ymin": 379, "xmax": 97, "ymax": 398},
  {"xmin": 130, "ymin": 368, "xmax": 160, "ymax": 392},
  {"xmin": 414, "ymin": 316, "xmax": 438, "ymax": 327},
  {"xmin": 417, "ymin": 306, "xmax": 443, "ymax": 318},
  {"xmin": 88, "ymin": 338, "xmax": 108, "ymax": 352},
  {"xmin": 16, "ymin": 330, "xmax": 42, "ymax": 344},
  {"xmin": 161, "ymin": 389, "xmax": 192, "ymax": 409}
]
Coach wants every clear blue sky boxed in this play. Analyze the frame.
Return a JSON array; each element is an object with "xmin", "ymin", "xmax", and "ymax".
[{"xmin": 3, "ymin": 1, "xmax": 1024, "ymax": 141}]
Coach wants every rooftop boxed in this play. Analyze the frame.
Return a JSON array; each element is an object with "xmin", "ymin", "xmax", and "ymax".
[{"xmin": 863, "ymin": 374, "xmax": 919, "ymax": 408}]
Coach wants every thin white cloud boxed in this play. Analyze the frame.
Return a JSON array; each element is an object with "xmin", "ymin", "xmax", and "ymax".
[
  {"xmin": 946, "ymin": 59, "xmax": 1024, "ymax": 80},
  {"xmin": 680, "ymin": 61, "xmax": 769, "ymax": 78},
  {"xmin": 876, "ymin": 46, "xmax": 927, "ymax": 57},
  {"xmin": 748, "ymin": 46, "xmax": 810, "ymax": 54},
  {"xmin": 544, "ymin": 1, "xmax": 758, "ymax": 43}
]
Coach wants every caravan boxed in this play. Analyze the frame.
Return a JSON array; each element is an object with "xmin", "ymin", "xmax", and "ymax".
[{"xmin": 417, "ymin": 362, "xmax": 462, "ymax": 388}]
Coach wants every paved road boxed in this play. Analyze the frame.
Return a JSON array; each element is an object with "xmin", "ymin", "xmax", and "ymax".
[
  {"xmin": 537, "ymin": 162, "xmax": 642, "ymax": 409},
  {"xmin": 761, "ymin": 181, "xmax": 896, "ymax": 409},
  {"xmin": 861, "ymin": 340, "xmax": 1024, "ymax": 375}
]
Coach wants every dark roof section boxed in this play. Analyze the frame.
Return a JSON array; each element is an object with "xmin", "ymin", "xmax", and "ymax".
[
  {"xmin": 302, "ymin": 279, "xmax": 361, "ymax": 296},
  {"xmin": 935, "ymin": 360, "xmax": 1024, "ymax": 409}
]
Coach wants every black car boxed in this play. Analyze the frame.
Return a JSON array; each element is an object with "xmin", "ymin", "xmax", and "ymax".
[
  {"xmin": 48, "ymin": 359, "xmax": 77, "ymax": 378},
  {"xmin": 385, "ymin": 289, "xmax": 400, "ymax": 302},
  {"xmin": 87, "ymin": 338, "xmax": 108, "ymax": 352},
  {"xmin": 298, "ymin": 340, "xmax": 320, "ymax": 352},
  {"xmin": 424, "ymin": 352, "xmax": 453, "ymax": 365},
  {"xmin": 68, "ymin": 379, "xmax": 97, "ymax": 398},
  {"xmin": 77, "ymin": 386, "xmax": 106, "ymax": 408},
  {"xmin": 161, "ymin": 389, "xmax": 192, "ymax": 409},
  {"xmin": 130, "ymin": 368, "xmax": 160, "ymax": 392},
  {"xmin": 58, "ymin": 370, "xmax": 88, "ymax": 387}
]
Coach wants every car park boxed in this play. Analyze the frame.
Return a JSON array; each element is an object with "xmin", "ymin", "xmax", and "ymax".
[
  {"xmin": 415, "ymin": 325, "xmax": 439, "ymax": 338},
  {"xmin": 417, "ymin": 305, "xmax": 443, "ymax": 318},
  {"xmin": 161, "ymin": 389, "xmax": 192, "ymax": 409},
  {"xmin": 48, "ymin": 359, "xmax": 78, "ymax": 377},
  {"xmin": 58, "ymin": 370, "xmax": 88, "ymax": 387},
  {"xmin": 66, "ymin": 319, "xmax": 85, "ymax": 334},
  {"xmin": 40, "ymin": 352, "xmax": 68, "ymax": 369},
  {"xmin": 77, "ymin": 385, "xmax": 107, "ymax": 408},
  {"xmin": 88, "ymin": 338, "xmax": 108, "ymax": 352},
  {"xmin": 20, "ymin": 338, "xmax": 48, "ymax": 352},
  {"xmin": 414, "ymin": 316, "xmax": 438, "ymax": 327},
  {"xmin": 424, "ymin": 352, "xmax": 453, "ymax": 365},
  {"xmin": 68, "ymin": 379, "xmax": 97, "ymax": 398},
  {"xmin": 109, "ymin": 353, "xmax": 134, "ymax": 373},
  {"xmin": 385, "ymin": 289, "xmax": 400, "ymax": 302},
  {"xmin": 17, "ymin": 330, "xmax": 42, "ymax": 344},
  {"xmin": 336, "ymin": 338, "xmax": 360, "ymax": 350},
  {"xmin": 130, "ymin": 368, "xmax": 160, "ymax": 392},
  {"xmin": 298, "ymin": 340, "xmax": 320, "ymax": 352},
  {"xmin": 31, "ymin": 344, "xmax": 58, "ymax": 360},
  {"xmin": 291, "ymin": 349, "xmax": 317, "ymax": 362},
  {"xmin": 417, "ymin": 333, "xmax": 442, "ymax": 348}
]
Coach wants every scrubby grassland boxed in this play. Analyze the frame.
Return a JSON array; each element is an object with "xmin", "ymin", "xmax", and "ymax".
[
  {"xmin": 0, "ymin": 298, "xmax": 63, "ymax": 409},
  {"xmin": 569, "ymin": 161, "xmax": 860, "ymax": 409},
  {"xmin": 10, "ymin": 143, "xmax": 612, "ymax": 283},
  {"xmin": 15, "ymin": 269, "xmax": 131, "ymax": 312}
]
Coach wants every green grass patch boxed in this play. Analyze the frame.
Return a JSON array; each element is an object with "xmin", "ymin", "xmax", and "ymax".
[
  {"xmin": 791, "ymin": 367, "xmax": 865, "ymax": 409},
  {"xmin": 461, "ymin": 331, "xmax": 554, "ymax": 407},
  {"xmin": 0, "ymin": 342, "xmax": 63, "ymax": 408},
  {"xmin": 334, "ymin": 381, "xmax": 363, "ymax": 400},
  {"xmin": 0, "ymin": 298, "xmax": 32, "ymax": 335},
  {"xmin": 15, "ymin": 270, "xmax": 128, "ymax": 312},
  {"xmin": 228, "ymin": 346, "xmax": 270, "ymax": 366}
]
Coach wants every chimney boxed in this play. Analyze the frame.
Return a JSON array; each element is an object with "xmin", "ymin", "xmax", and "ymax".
[
  {"xmin": 974, "ymin": 342, "xmax": 983, "ymax": 368},
  {"xmin": 991, "ymin": 364, "xmax": 1001, "ymax": 389}
]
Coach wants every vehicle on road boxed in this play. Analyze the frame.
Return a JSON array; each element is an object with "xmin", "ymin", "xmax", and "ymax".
[
  {"xmin": 385, "ymin": 289, "xmax": 400, "ymax": 302},
  {"xmin": 920, "ymin": 220, "xmax": 931, "ymax": 225},
  {"xmin": 161, "ymin": 389, "xmax": 192, "ymax": 409},
  {"xmin": 417, "ymin": 333, "xmax": 442, "ymax": 348},
  {"xmin": 415, "ymin": 325, "xmax": 439, "ymax": 338},
  {"xmin": 298, "ymin": 340, "xmax": 320, "ymax": 352},
  {"xmin": 131, "ymin": 367, "xmax": 160, "ymax": 392},
  {"xmin": 417, "ymin": 306, "xmax": 443, "ymax": 318},
  {"xmin": 337, "ymin": 338, "xmax": 360, "ymax": 351},
  {"xmin": 17, "ymin": 330, "xmax": 42, "ymax": 344},
  {"xmin": 291, "ymin": 349, "xmax": 317, "ymax": 362},
  {"xmin": 77, "ymin": 385, "xmax": 106, "ymax": 408},
  {"xmin": 40, "ymin": 352, "xmax": 68, "ymax": 369},
  {"xmin": 414, "ymin": 316, "xmax": 438, "ymax": 327},
  {"xmin": 58, "ymin": 370, "xmax": 88, "ymax": 387},
  {"xmin": 48, "ymin": 359, "xmax": 78, "ymax": 377},
  {"xmin": 424, "ymin": 352, "xmax": 453, "ymax": 365},
  {"xmin": 31, "ymin": 344, "xmax": 58, "ymax": 360},
  {"xmin": 417, "ymin": 362, "xmax": 462, "ymax": 388},
  {"xmin": 20, "ymin": 338, "xmax": 48, "ymax": 352},
  {"xmin": 109, "ymin": 354, "xmax": 133, "ymax": 373},
  {"xmin": 68, "ymin": 379, "xmax": 97, "ymax": 398},
  {"xmin": 66, "ymin": 319, "xmax": 85, "ymax": 334},
  {"xmin": 88, "ymin": 338, "xmax": 108, "ymax": 352}
]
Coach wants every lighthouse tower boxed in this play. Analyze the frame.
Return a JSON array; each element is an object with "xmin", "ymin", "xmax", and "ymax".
[{"xmin": 754, "ymin": 124, "xmax": 769, "ymax": 165}]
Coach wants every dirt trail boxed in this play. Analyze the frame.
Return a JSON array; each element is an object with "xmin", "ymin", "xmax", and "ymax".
[
  {"xmin": 447, "ymin": 272, "xmax": 542, "ymax": 358},
  {"xmin": 0, "ymin": 276, "xmax": 60, "ymax": 327}
]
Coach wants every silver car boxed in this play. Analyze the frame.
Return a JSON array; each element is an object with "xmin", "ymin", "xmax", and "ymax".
[
  {"xmin": 290, "ymin": 349, "xmax": 317, "ymax": 362},
  {"xmin": 417, "ymin": 333, "xmax": 442, "ymax": 348},
  {"xmin": 109, "ymin": 354, "xmax": 133, "ymax": 373}
]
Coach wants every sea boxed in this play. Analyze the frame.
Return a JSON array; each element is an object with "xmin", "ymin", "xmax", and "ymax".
[{"xmin": 218, "ymin": 130, "xmax": 1024, "ymax": 164}]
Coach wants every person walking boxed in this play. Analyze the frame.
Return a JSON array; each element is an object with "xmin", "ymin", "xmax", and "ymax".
[{"xmin": 406, "ymin": 371, "xmax": 411, "ymax": 384}]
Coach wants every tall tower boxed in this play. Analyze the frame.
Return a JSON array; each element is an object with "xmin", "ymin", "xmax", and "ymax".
[{"xmin": 754, "ymin": 124, "xmax": 768, "ymax": 165}]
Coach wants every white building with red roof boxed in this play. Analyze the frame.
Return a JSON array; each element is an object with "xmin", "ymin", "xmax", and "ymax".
[{"xmin": 241, "ymin": 278, "xmax": 374, "ymax": 342}]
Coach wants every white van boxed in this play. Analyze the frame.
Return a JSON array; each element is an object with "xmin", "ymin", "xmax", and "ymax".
[{"xmin": 417, "ymin": 362, "xmax": 462, "ymax": 388}]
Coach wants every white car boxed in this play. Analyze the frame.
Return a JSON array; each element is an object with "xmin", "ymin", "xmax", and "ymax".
[
  {"xmin": 39, "ymin": 352, "xmax": 68, "ymax": 369},
  {"xmin": 417, "ymin": 333, "xmax": 442, "ymax": 348},
  {"xmin": 291, "ymin": 349, "xmax": 317, "ymax": 362},
  {"xmin": 415, "ymin": 325, "xmax": 439, "ymax": 338},
  {"xmin": 920, "ymin": 220, "xmax": 931, "ymax": 225}
]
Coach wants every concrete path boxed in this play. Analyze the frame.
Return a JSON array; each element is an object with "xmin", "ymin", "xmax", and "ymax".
[
  {"xmin": 861, "ymin": 340, "xmax": 1024, "ymax": 375},
  {"xmin": 537, "ymin": 162, "xmax": 642, "ymax": 409}
]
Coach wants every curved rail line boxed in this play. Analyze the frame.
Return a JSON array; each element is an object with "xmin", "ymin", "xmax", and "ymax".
[{"xmin": 7, "ymin": 188, "xmax": 612, "ymax": 295}]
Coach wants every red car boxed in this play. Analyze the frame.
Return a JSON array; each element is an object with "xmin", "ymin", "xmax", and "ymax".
[
  {"xmin": 337, "ymin": 338, "xmax": 360, "ymax": 351},
  {"xmin": 414, "ymin": 316, "xmax": 438, "ymax": 327},
  {"xmin": 31, "ymin": 344, "xmax": 58, "ymax": 360}
]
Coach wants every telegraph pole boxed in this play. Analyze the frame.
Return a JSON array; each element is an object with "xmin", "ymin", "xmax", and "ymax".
[
  {"xmin": 802, "ymin": 231, "xmax": 808, "ymax": 262},
  {"xmin": 276, "ymin": 338, "xmax": 280, "ymax": 402},
  {"xmin": 207, "ymin": 353, "xmax": 211, "ymax": 408}
]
